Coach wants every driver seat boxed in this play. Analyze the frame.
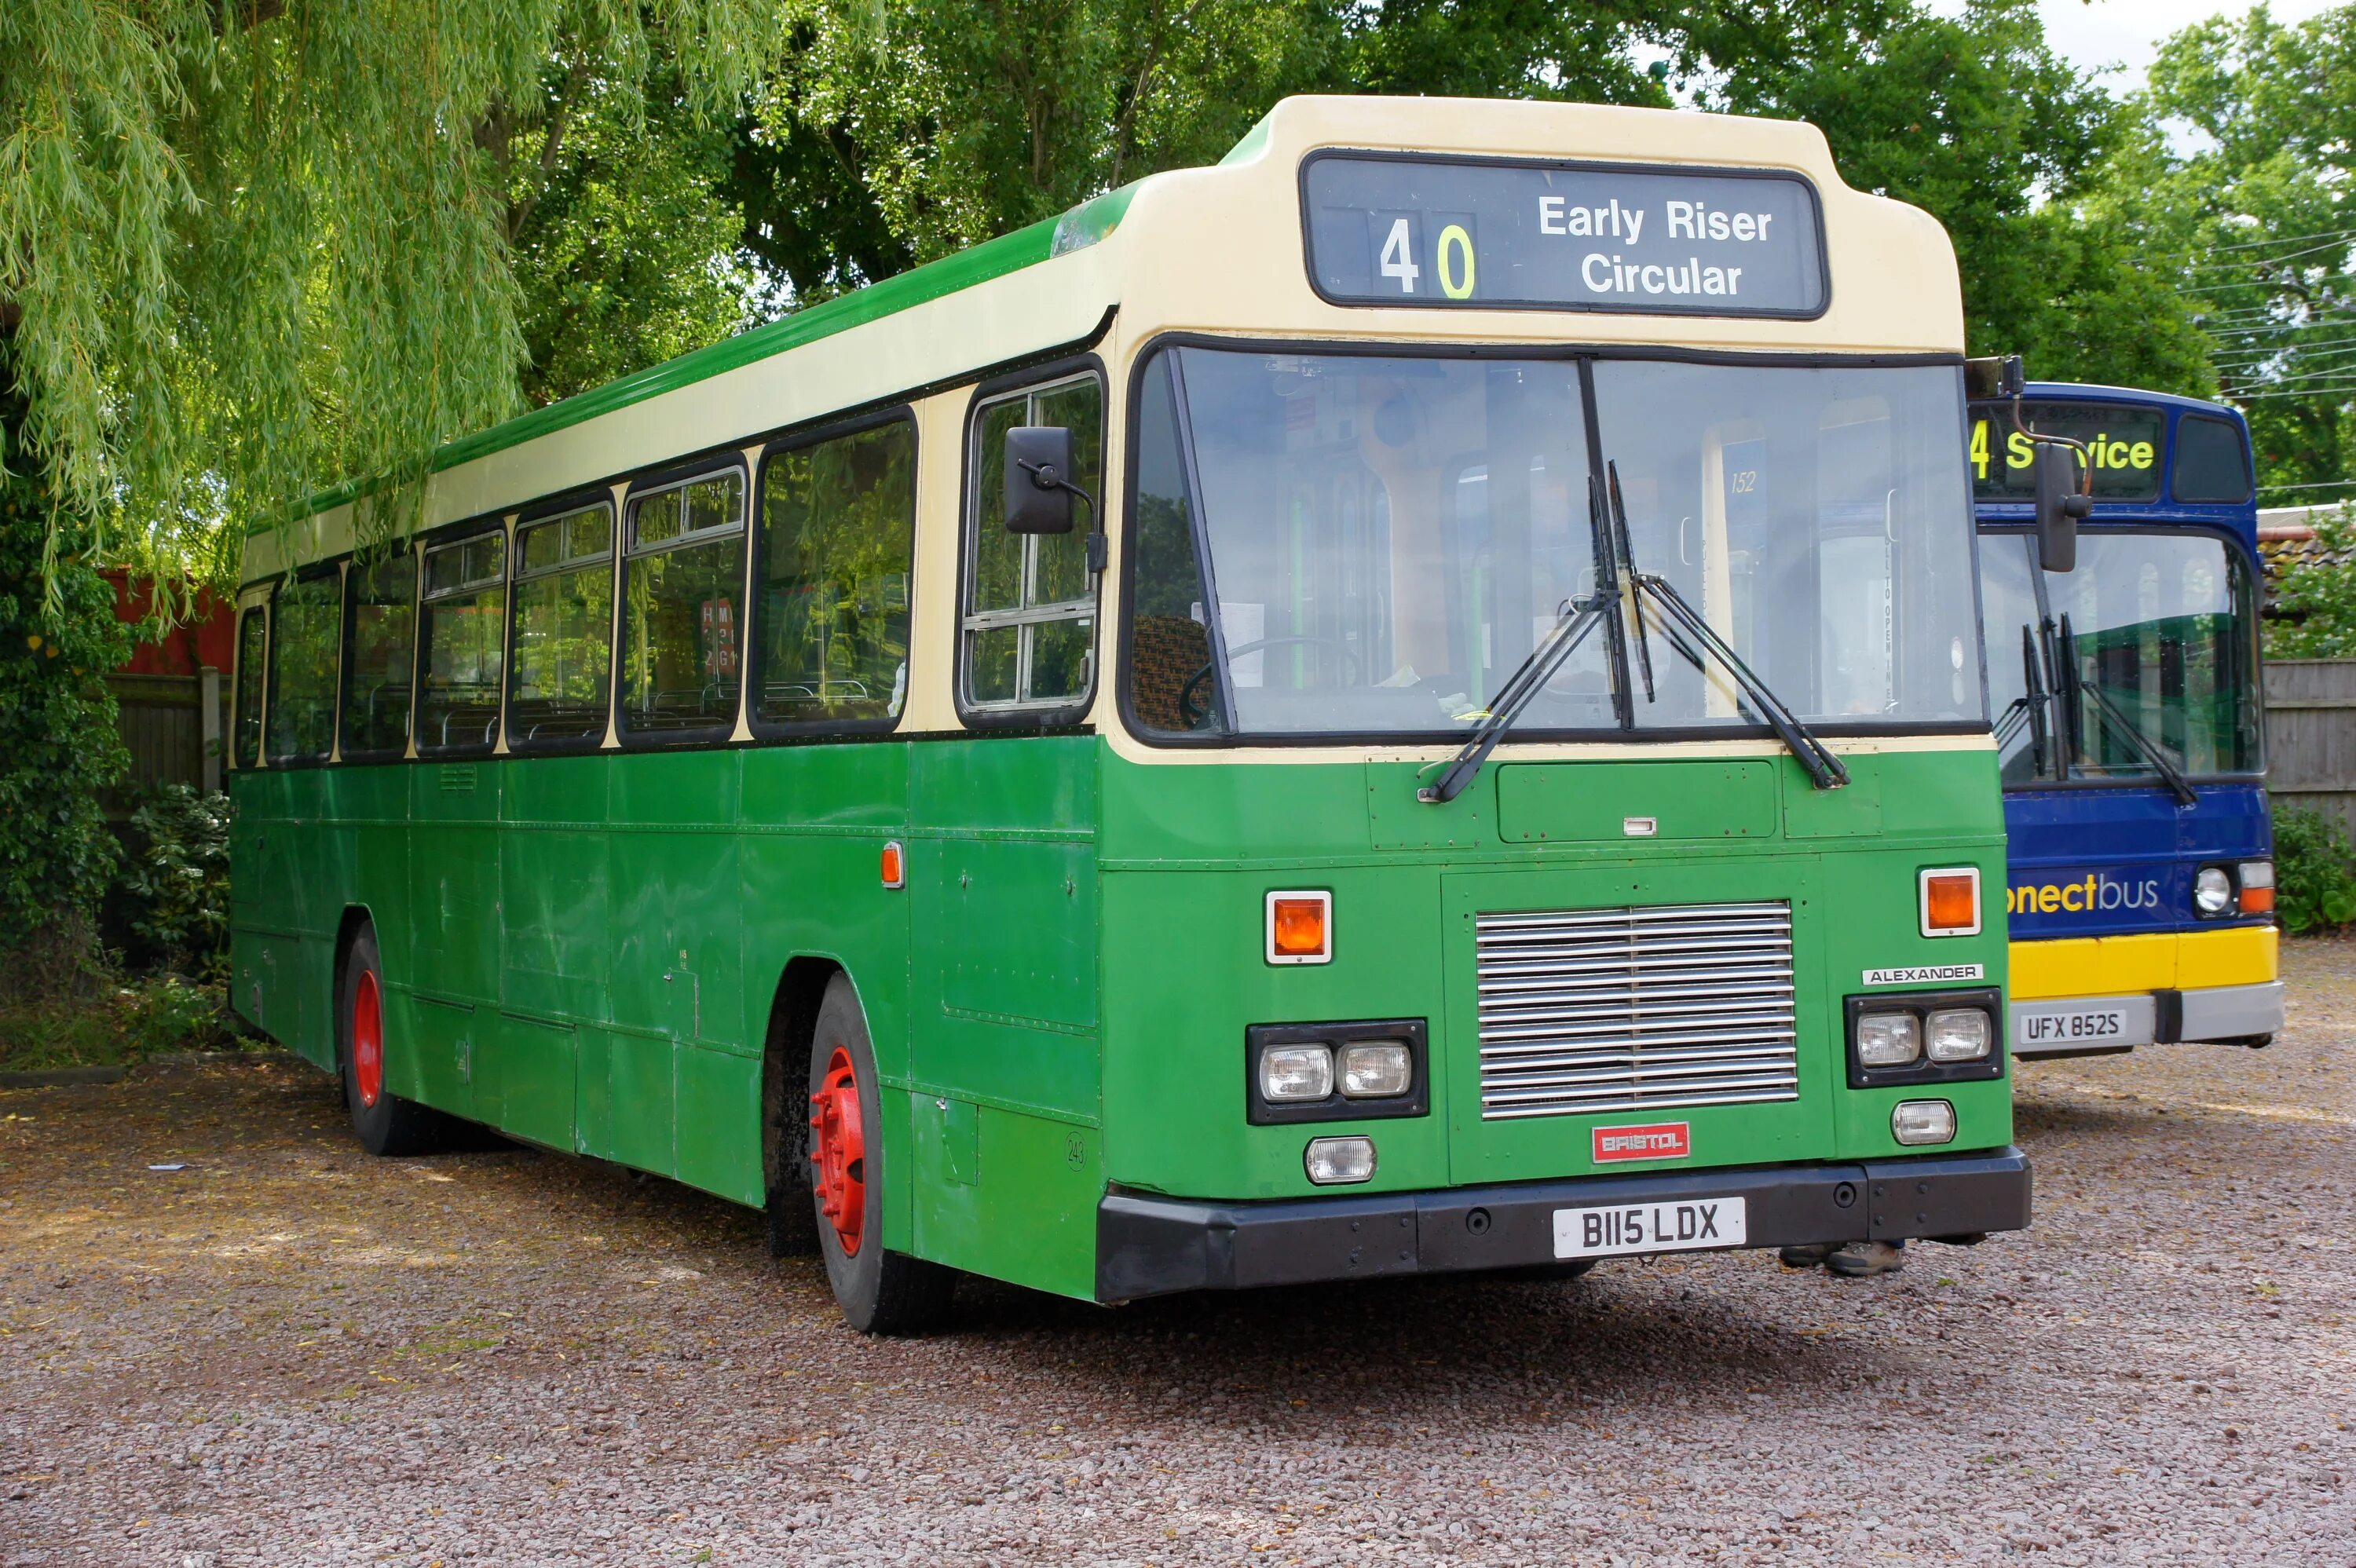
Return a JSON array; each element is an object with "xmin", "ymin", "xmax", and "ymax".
[{"xmin": 1130, "ymin": 615, "xmax": 1213, "ymax": 732}]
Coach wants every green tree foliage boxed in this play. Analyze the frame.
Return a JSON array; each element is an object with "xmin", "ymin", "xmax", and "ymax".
[
  {"xmin": 2270, "ymin": 803, "xmax": 2356, "ymax": 933},
  {"xmin": 2263, "ymin": 505, "xmax": 2356, "ymax": 657},
  {"xmin": 505, "ymin": 54, "xmax": 759, "ymax": 407},
  {"xmin": 0, "ymin": 0, "xmax": 779, "ymax": 592},
  {"xmin": 119, "ymin": 785, "xmax": 233, "ymax": 975},
  {"xmin": 0, "ymin": 372, "xmax": 129, "ymax": 989},
  {"xmin": 2138, "ymin": 5, "xmax": 2356, "ymax": 503},
  {"xmin": 728, "ymin": 0, "xmax": 1692, "ymax": 299},
  {"xmin": 1682, "ymin": 0, "xmax": 2210, "ymax": 389}
]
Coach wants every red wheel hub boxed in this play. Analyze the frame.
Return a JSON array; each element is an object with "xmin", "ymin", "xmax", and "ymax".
[
  {"xmin": 809, "ymin": 1044, "xmax": 867, "ymax": 1255},
  {"xmin": 352, "ymin": 970, "xmax": 384, "ymax": 1109}
]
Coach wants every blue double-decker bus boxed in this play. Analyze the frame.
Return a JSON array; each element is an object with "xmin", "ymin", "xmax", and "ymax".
[{"xmin": 1971, "ymin": 383, "xmax": 2279, "ymax": 1058}]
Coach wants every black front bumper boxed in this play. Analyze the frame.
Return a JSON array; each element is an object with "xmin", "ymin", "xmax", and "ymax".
[{"xmin": 1096, "ymin": 1148, "xmax": 2031, "ymax": 1303}]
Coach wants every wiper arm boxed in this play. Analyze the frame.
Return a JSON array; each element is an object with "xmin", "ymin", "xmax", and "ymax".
[
  {"xmin": 2019, "ymin": 624, "xmax": 2053, "ymax": 779},
  {"xmin": 1608, "ymin": 463, "xmax": 1849, "ymax": 791},
  {"xmin": 1418, "ymin": 593, "xmax": 1612, "ymax": 803},
  {"xmin": 2057, "ymin": 614, "xmax": 2198, "ymax": 806}
]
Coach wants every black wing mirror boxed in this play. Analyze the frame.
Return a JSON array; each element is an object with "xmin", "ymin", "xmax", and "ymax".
[
  {"xmin": 2034, "ymin": 441, "xmax": 2091, "ymax": 573},
  {"xmin": 1004, "ymin": 426, "xmax": 1080, "ymax": 535}
]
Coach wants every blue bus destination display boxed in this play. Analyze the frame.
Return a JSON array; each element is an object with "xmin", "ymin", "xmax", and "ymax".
[{"xmin": 1303, "ymin": 152, "xmax": 1827, "ymax": 317}]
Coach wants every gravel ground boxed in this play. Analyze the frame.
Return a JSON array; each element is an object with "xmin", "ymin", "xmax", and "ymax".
[{"xmin": 3, "ymin": 948, "xmax": 2351, "ymax": 1567}]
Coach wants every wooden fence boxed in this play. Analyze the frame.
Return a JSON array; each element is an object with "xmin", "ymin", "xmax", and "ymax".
[
  {"xmin": 104, "ymin": 670, "xmax": 223, "ymax": 817},
  {"xmin": 2263, "ymin": 659, "xmax": 2356, "ymax": 832}
]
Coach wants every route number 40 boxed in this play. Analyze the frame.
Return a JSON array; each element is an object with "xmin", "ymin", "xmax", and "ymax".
[{"xmin": 1379, "ymin": 217, "xmax": 1476, "ymax": 300}]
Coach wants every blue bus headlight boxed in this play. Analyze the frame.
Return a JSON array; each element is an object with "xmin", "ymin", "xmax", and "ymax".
[
  {"xmin": 2194, "ymin": 866, "xmax": 2234, "ymax": 916},
  {"xmin": 1925, "ymin": 1008, "xmax": 1992, "ymax": 1062}
]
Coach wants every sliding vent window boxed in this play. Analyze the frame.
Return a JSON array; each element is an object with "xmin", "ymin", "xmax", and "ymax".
[
  {"xmin": 624, "ymin": 470, "xmax": 746, "ymax": 737},
  {"xmin": 418, "ymin": 531, "xmax": 507, "ymax": 754},
  {"xmin": 341, "ymin": 551, "xmax": 416, "ymax": 760},
  {"xmin": 967, "ymin": 376, "xmax": 1102, "ymax": 710},
  {"xmin": 233, "ymin": 607, "xmax": 267, "ymax": 768},
  {"xmin": 510, "ymin": 503, "xmax": 614, "ymax": 747},
  {"xmin": 267, "ymin": 572, "xmax": 341, "ymax": 763},
  {"xmin": 757, "ymin": 421, "xmax": 915, "ymax": 727}
]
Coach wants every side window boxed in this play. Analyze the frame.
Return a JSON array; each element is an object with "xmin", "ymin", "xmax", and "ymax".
[
  {"xmin": 232, "ymin": 606, "xmax": 268, "ymax": 768},
  {"xmin": 266, "ymin": 572, "xmax": 342, "ymax": 763},
  {"xmin": 965, "ymin": 374, "xmax": 1103, "ymax": 712},
  {"xmin": 509, "ymin": 502, "xmax": 614, "ymax": 748},
  {"xmin": 419, "ymin": 529, "xmax": 507, "ymax": 754},
  {"xmin": 622, "ymin": 470, "xmax": 747, "ymax": 738},
  {"xmin": 341, "ymin": 550, "xmax": 416, "ymax": 759},
  {"xmin": 755, "ymin": 419, "xmax": 916, "ymax": 728},
  {"xmin": 2173, "ymin": 413, "xmax": 2253, "ymax": 504}
]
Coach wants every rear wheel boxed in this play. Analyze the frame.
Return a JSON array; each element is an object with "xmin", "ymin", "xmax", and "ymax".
[
  {"xmin": 808, "ymin": 974, "xmax": 955, "ymax": 1334},
  {"xmin": 338, "ymin": 927, "xmax": 447, "ymax": 1157}
]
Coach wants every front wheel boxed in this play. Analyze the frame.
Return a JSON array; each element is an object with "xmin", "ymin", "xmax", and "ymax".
[
  {"xmin": 807, "ymin": 974, "xmax": 956, "ymax": 1334},
  {"xmin": 337, "ymin": 926, "xmax": 449, "ymax": 1157}
]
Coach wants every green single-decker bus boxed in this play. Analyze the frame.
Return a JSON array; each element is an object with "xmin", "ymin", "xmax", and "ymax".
[{"xmin": 227, "ymin": 96, "xmax": 2031, "ymax": 1332}]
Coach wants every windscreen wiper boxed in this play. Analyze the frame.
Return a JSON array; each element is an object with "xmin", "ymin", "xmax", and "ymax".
[
  {"xmin": 1992, "ymin": 626, "xmax": 2052, "ymax": 778},
  {"xmin": 1419, "ymin": 469, "xmax": 1628, "ymax": 805},
  {"xmin": 1418, "ymin": 592, "xmax": 1613, "ymax": 803},
  {"xmin": 1608, "ymin": 463, "xmax": 1849, "ymax": 791},
  {"xmin": 2056, "ymin": 615, "xmax": 2198, "ymax": 806}
]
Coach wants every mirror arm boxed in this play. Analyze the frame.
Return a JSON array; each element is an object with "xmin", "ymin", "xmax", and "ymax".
[{"xmin": 1018, "ymin": 459, "xmax": 1107, "ymax": 576}]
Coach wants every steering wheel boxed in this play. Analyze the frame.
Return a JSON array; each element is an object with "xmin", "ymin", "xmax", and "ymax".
[{"xmin": 1178, "ymin": 635, "xmax": 1363, "ymax": 727}]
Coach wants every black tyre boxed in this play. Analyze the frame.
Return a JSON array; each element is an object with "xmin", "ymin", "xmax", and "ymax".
[
  {"xmin": 337, "ymin": 926, "xmax": 448, "ymax": 1157},
  {"xmin": 764, "ymin": 991, "xmax": 819, "ymax": 1259},
  {"xmin": 807, "ymin": 974, "xmax": 956, "ymax": 1334}
]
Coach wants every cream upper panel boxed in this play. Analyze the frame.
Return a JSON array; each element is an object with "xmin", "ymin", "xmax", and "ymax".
[
  {"xmin": 245, "ymin": 93, "xmax": 1960, "ymax": 590},
  {"xmin": 1101, "ymin": 95, "xmax": 1960, "ymax": 357}
]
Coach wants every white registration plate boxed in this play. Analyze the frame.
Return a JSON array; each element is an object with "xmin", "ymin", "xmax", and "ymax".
[
  {"xmin": 1553, "ymin": 1196, "xmax": 1747, "ymax": 1259},
  {"xmin": 2013, "ymin": 995, "xmax": 2154, "ymax": 1051}
]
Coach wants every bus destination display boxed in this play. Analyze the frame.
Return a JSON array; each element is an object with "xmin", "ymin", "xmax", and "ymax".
[
  {"xmin": 1968, "ymin": 401, "xmax": 2164, "ymax": 503},
  {"xmin": 1303, "ymin": 152, "xmax": 1827, "ymax": 317}
]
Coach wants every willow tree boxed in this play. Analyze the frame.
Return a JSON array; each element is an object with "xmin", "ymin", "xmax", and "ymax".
[{"xmin": 0, "ymin": 1, "xmax": 776, "ymax": 980}]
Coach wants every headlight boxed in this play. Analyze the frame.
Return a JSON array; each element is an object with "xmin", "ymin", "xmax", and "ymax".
[
  {"xmin": 1925, "ymin": 1007, "xmax": 1992, "ymax": 1062},
  {"xmin": 1339, "ymin": 1040, "xmax": 1413, "ymax": 1098},
  {"xmin": 1260, "ymin": 1044, "xmax": 1333, "ymax": 1102},
  {"xmin": 1856, "ymin": 1011, "xmax": 1922, "ymax": 1067},
  {"xmin": 1304, "ymin": 1135, "xmax": 1377, "ymax": 1185},
  {"xmin": 2194, "ymin": 866, "xmax": 2233, "ymax": 916},
  {"xmin": 1892, "ymin": 1100, "xmax": 1957, "ymax": 1146}
]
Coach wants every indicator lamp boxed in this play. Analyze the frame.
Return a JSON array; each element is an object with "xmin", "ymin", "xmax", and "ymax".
[
  {"xmin": 1919, "ymin": 867, "xmax": 1981, "ymax": 937},
  {"xmin": 1266, "ymin": 890, "xmax": 1332, "ymax": 964}
]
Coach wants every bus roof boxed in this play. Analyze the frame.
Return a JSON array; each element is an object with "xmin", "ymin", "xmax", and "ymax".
[
  {"xmin": 248, "ymin": 93, "xmax": 1966, "ymax": 584},
  {"xmin": 2014, "ymin": 380, "xmax": 2247, "ymax": 422}
]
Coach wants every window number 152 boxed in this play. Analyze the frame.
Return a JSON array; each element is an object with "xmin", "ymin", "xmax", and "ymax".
[{"xmin": 1381, "ymin": 217, "xmax": 1421, "ymax": 293}]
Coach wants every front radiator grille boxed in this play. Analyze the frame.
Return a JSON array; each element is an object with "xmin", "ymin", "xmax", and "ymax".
[{"xmin": 1475, "ymin": 900, "xmax": 1799, "ymax": 1120}]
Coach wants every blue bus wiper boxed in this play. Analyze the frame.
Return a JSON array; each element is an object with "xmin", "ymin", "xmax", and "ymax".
[
  {"xmin": 1418, "ymin": 592, "xmax": 1614, "ymax": 804},
  {"xmin": 1608, "ymin": 462, "xmax": 1849, "ymax": 791},
  {"xmin": 1990, "ymin": 626, "xmax": 2054, "ymax": 778},
  {"xmin": 2057, "ymin": 615, "xmax": 2198, "ymax": 806}
]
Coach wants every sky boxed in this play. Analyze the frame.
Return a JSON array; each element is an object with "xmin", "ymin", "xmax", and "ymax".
[{"xmin": 1977, "ymin": 0, "xmax": 2345, "ymax": 91}]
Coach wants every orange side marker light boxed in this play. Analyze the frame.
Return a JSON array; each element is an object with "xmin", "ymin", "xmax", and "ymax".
[
  {"xmin": 1919, "ymin": 868, "xmax": 1981, "ymax": 937},
  {"xmin": 1267, "ymin": 890, "xmax": 1332, "ymax": 964}
]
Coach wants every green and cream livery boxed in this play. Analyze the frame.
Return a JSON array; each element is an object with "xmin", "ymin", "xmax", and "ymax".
[{"xmin": 228, "ymin": 96, "xmax": 2028, "ymax": 1331}]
